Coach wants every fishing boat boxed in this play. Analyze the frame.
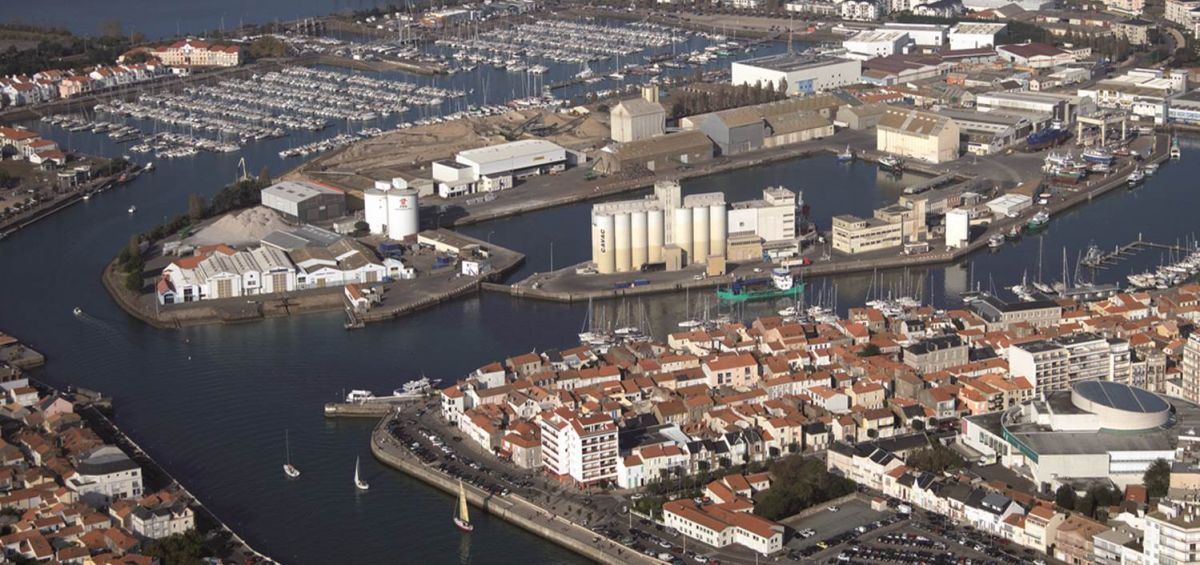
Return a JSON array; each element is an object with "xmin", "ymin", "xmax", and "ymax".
[
  {"xmin": 72, "ymin": 307, "xmax": 83, "ymax": 316},
  {"xmin": 1081, "ymin": 146, "xmax": 1114, "ymax": 165},
  {"xmin": 284, "ymin": 430, "xmax": 300, "ymax": 479},
  {"xmin": 1171, "ymin": 136, "xmax": 1182, "ymax": 159},
  {"xmin": 836, "ymin": 145, "xmax": 854, "ymax": 162},
  {"xmin": 988, "ymin": 234, "xmax": 1004, "ymax": 249},
  {"xmin": 354, "ymin": 456, "xmax": 369, "ymax": 491},
  {"xmin": 1144, "ymin": 162, "xmax": 1159, "ymax": 175},
  {"xmin": 454, "ymin": 480, "xmax": 474, "ymax": 532},
  {"xmin": 878, "ymin": 154, "xmax": 903, "ymax": 172},
  {"xmin": 717, "ymin": 269, "xmax": 803, "ymax": 302},
  {"xmin": 1127, "ymin": 168, "xmax": 1145, "ymax": 186},
  {"xmin": 1025, "ymin": 210, "xmax": 1050, "ymax": 232}
]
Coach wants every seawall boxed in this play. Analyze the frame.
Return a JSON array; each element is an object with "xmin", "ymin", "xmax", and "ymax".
[{"xmin": 369, "ymin": 416, "xmax": 664, "ymax": 565}]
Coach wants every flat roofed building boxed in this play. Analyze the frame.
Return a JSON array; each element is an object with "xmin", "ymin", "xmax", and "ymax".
[
  {"xmin": 876, "ymin": 106, "xmax": 960, "ymax": 163},
  {"xmin": 260, "ymin": 181, "xmax": 346, "ymax": 223},
  {"xmin": 456, "ymin": 139, "xmax": 567, "ymax": 178},
  {"xmin": 904, "ymin": 334, "xmax": 968, "ymax": 373},
  {"xmin": 968, "ymin": 294, "xmax": 1062, "ymax": 331},
  {"xmin": 948, "ymin": 22, "xmax": 1007, "ymax": 50},
  {"xmin": 831, "ymin": 214, "xmax": 903, "ymax": 254},
  {"xmin": 881, "ymin": 22, "xmax": 951, "ymax": 46},
  {"xmin": 731, "ymin": 54, "xmax": 861, "ymax": 96},
  {"xmin": 843, "ymin": 30, "xmax": 912, "ymax": 59}
]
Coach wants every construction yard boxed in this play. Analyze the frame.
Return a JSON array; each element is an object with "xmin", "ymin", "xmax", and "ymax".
[{"xmin": 288, "ymin": 108, "xmax": 612, "ymax": 198}]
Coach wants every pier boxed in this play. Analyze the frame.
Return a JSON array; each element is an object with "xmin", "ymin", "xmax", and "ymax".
[
  {"xmin": 324, "ymin": 396, "xmax": 421, "ymax": 418},
  {"xmin": 1082, "ymin": 234, "xmax": 1196, "ymax": 269}
]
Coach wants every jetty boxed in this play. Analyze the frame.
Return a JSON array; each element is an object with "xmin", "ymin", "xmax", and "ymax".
[
  {"xmin": 325, "ymin": 396, "xmax": 420, "ymax": 418},
  {"xmin": 1082, "ymin": 234, "xmax": 1195, "ymax": 269}
]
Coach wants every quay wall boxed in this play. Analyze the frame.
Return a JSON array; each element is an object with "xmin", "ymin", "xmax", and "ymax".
[{"xmin": 369, "ymin": 416, "xmax": 664, "ymax": 565}]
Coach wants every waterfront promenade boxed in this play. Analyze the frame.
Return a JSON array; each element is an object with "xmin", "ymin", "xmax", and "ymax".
[{"xmin": 371, "ymin": 410, "xmax": 665, "ymax": 565}]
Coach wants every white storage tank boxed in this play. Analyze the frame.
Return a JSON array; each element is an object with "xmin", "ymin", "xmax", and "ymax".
[
  {"xmin": 592, "ymin": 214, "xmax": 616, "ymax": 274},
  {"xmin": 673, "ymin": 207, "xmax": 693, "ymax": 265},
  {"xmin": 364, "ymin": 188, "xmax": 389, "ymax": 235},
  {"xmin": 692, "ymin": 206, "xmax": 709, "ymax": 265},
  {"xmin": 647, "ymin": 209, "xmax": 664, "ymax": 264},
  {"xmin": 709, "ymin": 203, "xmax": 727, "ymax": 260},
  {"xmin": 614, "ymin": 212, "xmax": 632, "ymax": 273},
  {"xmin": 386, "ymin": 189, "xmax": 419, "ymax": 240},
  {"xmin": 631, "ymin": 210, "xmax": 648, "ymax": 270}
]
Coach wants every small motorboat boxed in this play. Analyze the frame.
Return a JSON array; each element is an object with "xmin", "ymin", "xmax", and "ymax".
[
  {"xmin": 988, "ymin": 234, "xmax": 1005, "ymax": 249},
  {"xmin": 72, "ymin": 307, "xmax": 83, "ymax": 316},
  {"xmin": 128, "ymin": 205, "xmax": 137, "ymax": 214}
]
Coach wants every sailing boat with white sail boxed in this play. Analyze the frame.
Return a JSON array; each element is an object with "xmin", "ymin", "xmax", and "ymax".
[
  {"xmin": 354, "ymin": 456, "xmax": 369, "ymax": 491},
  {"xmin": 283, "ymin": 430, "xmax": 300, "ymax": 479}
]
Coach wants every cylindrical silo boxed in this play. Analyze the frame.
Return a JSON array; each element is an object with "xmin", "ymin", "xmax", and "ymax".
[
  {"xmin": 364, "ymin": 188, "xmax": 389, "ymax": 235},
  {"xmin": 710, "ymin": 204, "xmax": 727, "ymax": 260},
  {"xmin": 387, "ymin": 189, "xmax": 419, "ymax": 240},
  {"xmin": 592, "ymin": 214, "xmax": 615, "ymax": 274},
  {"xmin": 631, "ymin": 210, "xmax": 648, "ymax": 270},
  {"xmin": 692, "ymin": 206, "xmax": 709, "ymax": 265},
  {"xmin": 673, "ymin": 207, "xmax": 693, "ymax": 266},
  {"xmin": 647, "ymin": 209, "xmax": 664, "ymax": 264},
  {"xmin": 614, "ymin": 212, "xmax": 632, "ymax": 273}
]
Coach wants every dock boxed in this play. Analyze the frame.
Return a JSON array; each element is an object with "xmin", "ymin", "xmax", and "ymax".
[
  {"xmin": 324, "ymin": 396, "xmax": 423, "ymax": 418},
  {"xmin": 1082, "ymin": 233, "xmax": 1196, "ymax": 269}
]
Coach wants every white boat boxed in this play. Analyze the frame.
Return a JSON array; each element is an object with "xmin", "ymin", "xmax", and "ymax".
[
  {"xmin": 778, "ymin": 306, "xmax": 798, "ymax": 317},
  {"xmin": 1128, "ymin": 168, "xmax": 1145, "ymax": 186},
  {"xmin": 676, "ymin": 319, "xmax": 703, "ymax": 328},
  {"xmin": 354, "ymin": 456, "xmax": 369, "ymax": 491},
  {"xmin": 82, "ymin": 193, "xmax": 91, "ymax": 201},
  {"xmin": 284, "ymin": 430, "xmax": 300, "ymax": 479},
  {"xmin": 127, "ymin": 205, "xmax": 137, "ymax": 214},
  {"xmin": 836, "ymin": 145, "xmax": 854, "ymax": 162},
  {"xmin": 345, "ymin": 390, "xmax": 375, "ymax": 403},
  {"xmin": 72, "ymin": 307, "xmax": 83, "ymax": 316},
  {"xmin": 1143, "ymin": 162, "xmax": 1158, "ymax": 175},
  {"xmin": 988, "ymin": 234, "xmax": 1005, "ymax": 248},
  {"xmin": 454, "ymin": 480, "xmax": 474, "ymax": 532},
  {"xmin": 393, "ymin": 376, "xmax": 440, "ymax": 398}
]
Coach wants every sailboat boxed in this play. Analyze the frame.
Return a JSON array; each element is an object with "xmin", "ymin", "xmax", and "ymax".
[
  {"xmin": 354, "ymin": 456, "xmax": 369, "ymax": 491},
  {"xmin": 454, "ymin": 480, "xmax": 474, "ymax": 532},
  {"xmin": 283, "ymin": 430, "xmax": 300, "ymax": 478}
]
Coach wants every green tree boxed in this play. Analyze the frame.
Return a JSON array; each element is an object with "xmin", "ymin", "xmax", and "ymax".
[
  {"xmin": 905, "ymin": 445, "xmax": 966, "ymax": 473},
  {"xmin": 187, "ymin": 194, "xmax": 207, "ymax": 222},
  {"xmin": 143, "ymin": 530, "xmax": 206, "ymax": 565},
  {"xmin": 1055, "ymin": 484, "xmax": 1077, "ymax": 511},
  {"xmin": 858, "ymin": 343, "xmax": 882, "ymax": 357},
  {"xmin": 246, "ymin": 36, "xmax": 289, "ymax": 60},
  {"xmin": 127, "ymin": 234, "xmax": 141, "ymax": 260},
  {"xmin": 258, "ymin": 165, "xmax": 272, "ymax": 187},
  {"xmin": 1144, "ymin": 458, "xmax": 1171, "ymax": 498},
  {"xmin": 123, "ymin": 270, "xmax": 143, "ymax": 292}
]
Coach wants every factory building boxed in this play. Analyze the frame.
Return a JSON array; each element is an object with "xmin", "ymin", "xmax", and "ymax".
[
  {"xmin": 433, "ymin": 139, "xmax": 567, "ymax": 198},
  {"xmin": 728, "ymin": 187, "xmax": 800, "ymax": 259},
  {"xmin": 831, "ymin": 214, "xmax": 904, "ymax": 255},
  {"xmin": 610, "ymin": 86, "xmax": 666, "ymax": 143},
  {"xmin": 947, "ymin": 22, "xmax": 1007, "ymax": 50},
  {"xmin": 594, "ymin": 130, "xmax": 713, "ymax": 175},
  {"xmin": 731, "ymin": 54, "xmax": 861, "ymax": 96},
  {"xmin": 836, "ymin": 103, "xmax": 890, "ymax": 130},
  {"xmin": 590, "ymin": 181, "xmax": 726, "ymax": 274},
  {"xmin": 842, "ymin": 30, "xmax": 912, "ymax": 60},
  {"xmin": 881, "ymin": 23, "xmax": 950, "ymax": 46},
  {"xmin": 681, "ymin": 95, "xmax": 840, "ymax": 156},
  {"xmin": 876, "ymin": 106, "xmax": 960, "ymax": 164},
  {"xmin": 364, "ymin": 179, "xmax": 420, "ymax": 241},
  {"xmin": 260, "ymin": 180, "xmax": 347, "ymax": 223}
]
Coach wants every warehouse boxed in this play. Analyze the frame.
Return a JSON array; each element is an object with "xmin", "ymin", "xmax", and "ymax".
[
  {"xmin": 763, "ymin": 112, "xmax": 834, "ymax": 148},
  {"xmin": 986, "ymin": 193, "xmax": 1032, "ymax": 217},
  {"xmin": 881, "ymin": 23, "xmax": 950, "ymax": 46},
  {"xmin": 876, "ymin": 106, "xmax": 960, "ymax": 164},
  {"xmin": 948, "ymin": 22, "xmax": 1007, "ymax": 50},
  {"xmin": 960, "ymin": 381, "xmax": 1175, "ymax": 489},
  {"xmin": 938, "ymin": 108, "xmax": 1049, "ymax": 155},
  {"xmin": 681, "ymin": 95, "xmax": 841, "ymax": 156},
  {"xmin": 610, "ymin": 86, "xmax": 666, "ymax": 142},
  {"xmin": 836, "ymin": 102, "xmax": 889, "ymax": 130},
  {"xmin": 594, "ymin": 130, "xmax": 713, "ymax": 175},
  {"xmin": 260, "ymin": 181, "xmax": 347, "ymax": 223},
  {"xmin": 731, "ymin": 54, "xmax": 861, "ymax": 96},
  {"xmin": 433, "ymin": 139, "xmax": 567, "ymax": 197},
  {"xmin": 843, "ymin": 30, "xmax": 912, "ymax": 59}
]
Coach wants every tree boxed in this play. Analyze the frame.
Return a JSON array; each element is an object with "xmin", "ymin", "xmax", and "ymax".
[
  {"xmin": 258, "ymin": 165, "xmax": 272, "ymax": 187},
  {"xmin": 144, "ymin": 531, "xmax": 206, "ymax": 565},
  {"xmin": 905, "ymin": 445, "xmax": 966, "ymax": 473},
  {"xmin": 187, "ymin": 194, "xmax": 207, "ymax": 222},
  {"xmin": 858, "ymin": 343, "xmax": 882, "ymax": 357},
  {"xmin": 911, "ymin": 419, "xmax": 926, "ymax": 433},
  {"xmin": 246, "ymin": 36, "xmax": 289, "ymax": 60},
  {"xmin": 1145, "ymin": 458, "xmax": 1171, "ymax": 498},
  {"xmin": 123, "ymin": 270, "xmax": 143, "ymax": 292},
  {"xmin": 1055, "ymin": 484, "xmax": 1077, "ymax": 511},
  {"xmin": 127, "ymin": 234, "xmax": 141, "ymax": 259}
]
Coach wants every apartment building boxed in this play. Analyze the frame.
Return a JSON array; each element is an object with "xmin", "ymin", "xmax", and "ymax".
[{"xmin": 540, "ymin": 409, "xmax": 619, "ymax": 486}]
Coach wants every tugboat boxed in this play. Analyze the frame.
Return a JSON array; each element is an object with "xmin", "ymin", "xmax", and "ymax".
[
  {"xmin": 717, "ymin": 269, "xmax": 803, "ymax": 302},
  {"xmin": 878, "ymin": 154, "xmax": 904, "ymax": 173}
]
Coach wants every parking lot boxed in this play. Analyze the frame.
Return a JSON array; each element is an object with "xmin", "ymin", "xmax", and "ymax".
[{"xmin": 783, "ymin": 499, "xmax": 889, "ymax": 550}]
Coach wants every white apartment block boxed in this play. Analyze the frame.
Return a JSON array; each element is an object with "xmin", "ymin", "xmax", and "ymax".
[{"xmin": 540, "ymin": 409, "xmax": 618, "ymax": 486}]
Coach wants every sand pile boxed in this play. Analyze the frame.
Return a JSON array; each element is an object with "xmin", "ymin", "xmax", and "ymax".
[{"xmin": 186, "ymin": 206, "xmax": 290, "ymax": 247}]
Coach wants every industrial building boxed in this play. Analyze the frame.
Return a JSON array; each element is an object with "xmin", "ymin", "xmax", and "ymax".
[
  {"xmin": 836, "ymin": 103, "xmax": 889, "ymax": 130},
  {"xmin": 937, "ymin": 108, "xmax": 1049, "ymax": 155},
  {"xmin": 831, "ymin": 214, "xmax": 904, "ymax": 255},
  {"xmin": 681, "ymin": 95, "xmax": 840, "ymax": 155},
  {"xmin": 986, "ymin": 193, "xmax": 1032, "ymax": 217},
  {"xmin": 610, "ymin": 86, "xmax": 666, "ymax": 143},
  {"xmin": 842, "ymin": 30, "xmax": 912, "ymax": 60},
  {"xmin": 960, "ymin": 381, "xmax": 1175, "ymax": 489},
  {"xmin": 730, "ymin": 54, "xmax": 861, "ymax": 96},
  {"xmin": 433, "ymin": 139, "xmax": 567, "ymax": 198},
  {"xmin": 947, "ymin": 23, "xmax": 1007, "ymax": 50},
  {"xmin": 975, "ymin": 91, "xmax": 1082, "ymax": 122},
  {"xmin": 260, "ymin": 180, "xmax": 347, "ymax": 223},
  {"xmin": 590, "ymin": 181, "xmax": 727, "ymax": 274},
  {"xmin": 876, "ymin": 106, "xmax": 960, "ymax": 164},
  {"xmin": 594, "ymin": 130, "xmax": 713, "ymax": 175},
  {"xmin": 728, "ymin": 186, "xmax": 800, "ymax": 259},
  {"xmin": 945, "ymin": 208, "xmax": 971, "ymax": 248},
  {"xmin": 364, "ymin": 179, "xmax": 420, "ymax": 241},
  {"xmin": 881, "ymin": 23, "xmax": 950, "ymax": 46}
]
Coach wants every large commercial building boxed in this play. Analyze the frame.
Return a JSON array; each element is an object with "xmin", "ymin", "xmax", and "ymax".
[
  {"xmin": 881, "ymin": 23, "xmax": 950, "ymax": 46},
  {"xmin": 364, "ymin": 179, "xmax": 420, "ymax": 241},
  {"xmin": 960, "ymin": 381, "xmax": 1175, "ymax": 489},
  {"xmin": 876, "ymin": 106, "xmax": 960, "ymax": 164},
  {"xmin": 843, "ymin": 30, "xmax": 912, "ymax": 59},
  {"xmin": 68, "ymin": 446, "xmax": 144, "ymax": 506},
  {"xmin": 831, "ymin": 214, "xmax": 903, "ymax": 255},
  {"xmin": 967, "ymin": 294, "xmax": 1062, "ymax": 330},
  {"xmin": 731, "ymin": 55, "xmax": 861, "ymax": 96},
  {"xmin": 610, "ymin": 86, "xmax": 666, "ymax": 143},
  {"xmin": 591, "ymin": 181, "xmax": 727, "ymax": 274},
  {"xmin": 433, "ymin": 139, "xmax": 567, "ymax": 198},
  {"xmin": 948, "ymin": 23, "xmax": 1007, "ymax": 50},
  {"xmin": 663, "ymin": 499, "xmax": 785, "ymax": 555},
  {"xmin": 260, "ymin": 180, "xmax": 347, "ymax": 223}
]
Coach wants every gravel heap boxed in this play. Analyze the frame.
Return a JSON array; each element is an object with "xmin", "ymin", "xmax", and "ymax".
[{"xmin": 186, "ymin": 206, "xmax": 289, "ymax": 247}]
